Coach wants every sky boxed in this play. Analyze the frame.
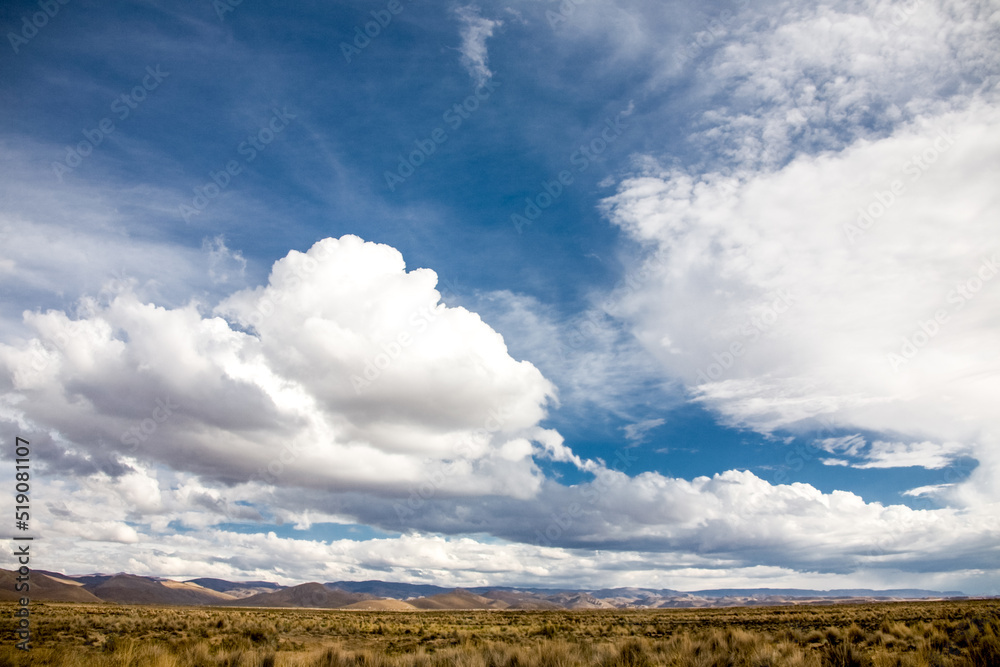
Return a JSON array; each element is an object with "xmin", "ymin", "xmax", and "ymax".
[{"xmin": 0, "ymin": 0, "xmax": 998, "ymax": 594}]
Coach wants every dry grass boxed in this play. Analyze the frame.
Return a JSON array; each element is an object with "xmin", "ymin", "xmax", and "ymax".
[{"xmin": 0, "ymin": 599, "xmax": 996, "ymax": 666}]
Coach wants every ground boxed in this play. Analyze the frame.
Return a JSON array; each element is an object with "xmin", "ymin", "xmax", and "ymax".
[{"xmin": 0, "ymin": 599, "xmax": 997, "ymax": 666}]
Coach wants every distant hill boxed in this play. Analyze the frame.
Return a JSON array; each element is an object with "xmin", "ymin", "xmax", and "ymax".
[
  {"xmin": 545, "ymin": 592, "xmax": 616, "ymax": 609},
  {"xmin": 341, "ymin": 598, "xmax": 419, "ymax": 611},
  {"xmin": 481, "ymin": 590, "xmax": 563, "ymax": 610},
  {"xmin": 0, "ymin": 568, "xmax": 102, "ymax": 603},
  {"xmin": 85, "ymin": 574, "xmax": 235, "ymax": 605},
  {"xmin": 187, "ymin": 578, "xmax": 284, "ymax": 599},
  {"xmin": 326, "ymin": 580, "xmax": 452, "ymax": 599},
  {"xmin": 160, "ymin": 580, "xmax": 236, "ymax": 601},
  {"xmin": 684, "ymin": 588, "xmax": 967, "ymax": 598},
  {"xmin": 225, "ymin": 582, "xmax": 369, "ymax": 608},
  {"xmin": 408, "ymin": 589, "xmax": 509, "ymax": 610},
  {"xmin": 50, "ymin": 573, "xmax": 115, "ymax": 588},
  {"xmin": 5, "ymin": 570, "xmax": 971, "ymax": 609},
  {"xmin": 590, "ymin": 587, "xmax": 680, "ymax": 599}
]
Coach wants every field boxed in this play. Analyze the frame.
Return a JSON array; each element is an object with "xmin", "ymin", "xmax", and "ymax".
[{"xmin": 1, "ymin": 599, "xmax": 997, "ymax": 666}]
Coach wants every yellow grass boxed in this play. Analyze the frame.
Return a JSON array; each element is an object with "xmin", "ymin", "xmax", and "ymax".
[{"xmin": 0, "ymin": 599, "xmax": 996, "ymax": 666}]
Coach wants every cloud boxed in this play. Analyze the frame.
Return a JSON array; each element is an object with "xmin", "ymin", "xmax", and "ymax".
[
  {"xmin": 623, "ymin": 418, "xmax": 665, "ymax": 443},
  {"xmin": 602, "ymin": 98, "xmax": 1000, "ymax": 504},
  {"xmin": 856, "ymin": 441, "xmax": 974, "ymax": 470},
  {"xmin": 0, "ymin": 140, "xmax": 239, "ymax": 334},
  {"xmin": 454, "ymin": 5, "xmax": 502, "ymax": 86},
  {"xmin": 818, "ymin": 435, "xmax": 973, "ymax": 470},
  {"xmin": 4, "ymin": 0, "xmax": 998, "ymax": 594},
  {"xmin": 0, "ymin": 236, "xmax": 565, "ymax": 499},
  {"xmin": 670, "ymin": 0, "xmax": 997, "ymax": 170},
  {"xmin": 24, "ymin": 523, "xmax": 992, "ymax": 593},
  {"xmin": 12, "ymin": 458, "xmax": 999, "ymax": 592},
  {"xmin": 817, "ymin": 435, "xmax": 867, "ymax": 458},
  {"xmin": 593, "ymin": 0, "xmax": 1000, "ymax": 516},
  {"xmin": 204, "ymin": 236, "xmax": 247, "ymax": 286},
  {"xmin": 904, "ymin": 484, "xmax": 952, "ymax": 498},
  {"xmin": 465, "ymin": 288, "xmax": 680, "ymax": 419},
  {"xmin": 4, "ymin": 233, "xmax": 996, "ymax": 589}
]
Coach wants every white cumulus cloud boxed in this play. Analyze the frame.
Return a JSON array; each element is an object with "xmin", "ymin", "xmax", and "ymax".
[{"xmin": 0, "ymin": 236, "xmax": 565, "ymax": 500}]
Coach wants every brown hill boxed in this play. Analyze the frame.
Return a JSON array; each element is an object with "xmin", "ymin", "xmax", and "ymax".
[
  {"xmin": 185, "ymin": 578, "xmax": 284, "ymax": 599},
  {"xmin": 545, "ymin": 592, "xmax": 616, "ymax": 609},
  {"xmin": 341, "ymin": 598, "xmax": 419, "ymax": 610},
  {"xmin": 160, "ymin": 580, "xmax": 236, "ymax": 601},
  {"xmin": 409, "ymin": 589, "xmax": 510, "ymax": 610},
  {"xmin": 33, "ymin": 570, "xmax": 88, "ymax": 587},
  {"xmin": 482, "ymin": 590, "xmax": 563, "ymax": 610},
  {"xmin": 226, "ymin": 582, "xmax": 368, "ymax": 608},
  {"xmin": 0, "ymin": 568, "xmax": 102, "ymax": 603},
  {"xmin": 86, "ymin": 574, "xmax": 230, "ymax": 605}
]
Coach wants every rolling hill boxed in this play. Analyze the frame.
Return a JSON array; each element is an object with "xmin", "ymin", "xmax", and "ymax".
[
  {"xmin": 186, "ymin": 577, "xmax": 284, "ymax": 599},
  {"xmin": 408, "ymin": 589, "xmax": 510, "ymax": 610},
  {"xmin": 85, "ymin": 574, "xmax": 236, "ymax": 605},
  {"xmin": 326, "ymin": 580, "xmax": 452, "ymax": 599},
  {"xmin": 481, "ymin": 590, "xmax": 564, "ymax": 610},
  {"xmin": 0, "ymin": 568, "xmax": 102, "ymax": 603},
  {"xmin": 341, "ymin": 598, "xmax": 420, "ymax": 610},
  {"xmin": 224, "ymin": 582, "xmax": 369, "ymax": 608},
  {"xmin": 1, "ymin": 569, "xmax": 971, "ymax": 609}
]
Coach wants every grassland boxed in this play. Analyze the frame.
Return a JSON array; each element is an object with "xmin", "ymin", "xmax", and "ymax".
[{"xmin": 0, "ymin": 599, "xmax": 997, "ymax": 666}]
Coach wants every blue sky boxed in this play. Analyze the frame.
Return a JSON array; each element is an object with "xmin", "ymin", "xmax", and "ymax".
[{"xmin": 1, "ymin": 0, "xmax": 998, "ymax": 593}]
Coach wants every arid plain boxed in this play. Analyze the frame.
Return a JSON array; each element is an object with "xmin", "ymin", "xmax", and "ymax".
[{"xmin": 1, "ymin": 598, "xmax": 998, "ymax": 666}]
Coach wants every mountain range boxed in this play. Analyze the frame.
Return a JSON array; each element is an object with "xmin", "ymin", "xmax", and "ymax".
[{"xmin": 1, "ymin": 569, "xmax": 968, "ymax": 609}]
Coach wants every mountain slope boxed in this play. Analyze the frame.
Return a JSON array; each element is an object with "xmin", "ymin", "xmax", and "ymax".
[
  {"xmin": 544, "ymin": 592, "xmax": 616, "ymax": 609},
  {"xmin": 409, "ymin": 589, "xmax": 510, "ymax": 610},
  {"xmin": 327, "ymin": 580, "xmax": 451, "ymax": 599},
  {"xmin": 85, "ymin": 574, "xmax": 233, "ymax": 605},
  {"xmin": 9, "ymin": 570, "xmax": 970, "ymax": 609},
  {"xmin": 341, "ymin": 598, "xmax": 419, "ymax": 610},
  {"xmin": 186, "ymin": 578, "xmax": 284, "ymax": 599},
  {"xmin": 0, "ymin": 568, "xmax": 102, "ymax": 603},
  {"xmin": 481, "ymin": 590, "xmax": 563, "ymax": 610},
  {"xmin": 225, "ymin": 582, "xmax": 369, "ymax": 608},
  {"xmin": 687, "ymin": 588, "xmax": 967, "ymax": 598}
]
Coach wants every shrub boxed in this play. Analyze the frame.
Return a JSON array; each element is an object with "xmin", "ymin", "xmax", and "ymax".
[{"xmin": 822, "ymin": 642, "xmax": 869, "ymax": 667}]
